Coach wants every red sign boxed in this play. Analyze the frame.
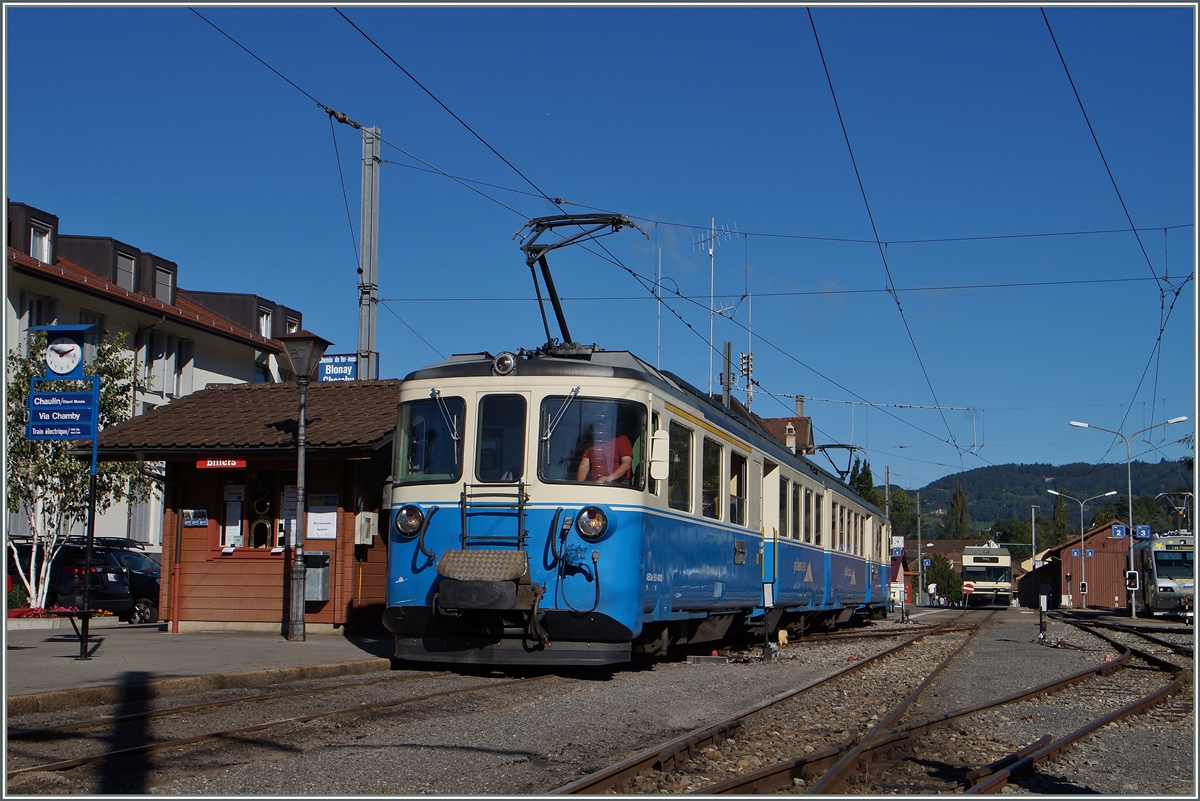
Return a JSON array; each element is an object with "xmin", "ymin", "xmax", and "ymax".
[
  {"xmin": 963, "ymin": 582, "xmax": 974, "ymax": 595},
  {"xmin": 196, "ymin": 459, "xmax": 246, "ymax": 469}
]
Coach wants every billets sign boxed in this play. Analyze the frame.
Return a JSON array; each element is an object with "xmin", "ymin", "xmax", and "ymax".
[{"xmin": 196, "ymin": 459, "xmax": 247, "ymax": 469}]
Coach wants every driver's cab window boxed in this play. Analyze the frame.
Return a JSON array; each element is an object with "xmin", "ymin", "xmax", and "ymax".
[
  {"xmin": 395, "ymin": 395, "xmax": 464, "ymax": 485},
  {"xmin": 538, "ymin": 396, "xmax": 647, "ymax": 488},
  {"xmin": 475, "ymin": 394, "xmax": 526, "ymax": 482}
]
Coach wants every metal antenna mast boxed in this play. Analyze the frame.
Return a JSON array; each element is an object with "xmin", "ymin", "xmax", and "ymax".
[{"xmin": 693, "ymin": 220, "xmax": 734, "ymax": 395}]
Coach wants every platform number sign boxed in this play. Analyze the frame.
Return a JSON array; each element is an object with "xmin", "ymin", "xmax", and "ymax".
[
  {"xmin": 923, "ymin": 558, "xmax": 931, "ymax": 567},
  {"xmin": 1134, "ymin": 525, "xmax": 1152, "ymax": 539},
  {"xmin": 1071, "ymin": 548, "xmax": 1080, "ymax": 557},
  {"xmin": 1085, "ymin": 549, "xmax": 1094, "ymax": 558},
  {"xmin": 1110, "ymin": 524, "xmax": 1127, "ymax": 539}
]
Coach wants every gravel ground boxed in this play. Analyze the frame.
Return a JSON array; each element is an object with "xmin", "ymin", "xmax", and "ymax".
[{"xmin": 10, "ymin": 607, "xmax": 1192, "ymax": 795}]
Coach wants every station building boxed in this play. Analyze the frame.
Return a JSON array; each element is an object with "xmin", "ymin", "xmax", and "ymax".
[
  {"xmin": 1016, "ymin": 520, "xmax": 1138, "ymax": 611},
  {"xmin": 7, "ymin": 199, "xmax": 305, "ymax": 549},
  {"xmin": 93, "ymin": 380, "xmax": 397, "ymax": 633}
]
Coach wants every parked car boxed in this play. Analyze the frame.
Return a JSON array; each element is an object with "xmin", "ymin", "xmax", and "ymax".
[
  {"xmin": 6, "ymin": 537, "xmax": 134, "ymax": 616},
  {"xmin": 106, "ymin": 543, "xmax": 161, "ymax": 624}
]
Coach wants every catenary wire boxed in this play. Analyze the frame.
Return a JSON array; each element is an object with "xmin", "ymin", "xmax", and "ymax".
[
  {"xmin": 1041, "ymin": 8, "xmax": 1163, "ymax": 288},
  {"xmin": 808, "ymin": 8, "xmax": 960, "ymax": 466}
]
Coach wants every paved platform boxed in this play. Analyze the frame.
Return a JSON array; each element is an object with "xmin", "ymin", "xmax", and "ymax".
[{"xmin": 4, "ymin": 622, "xmax": 396, "ymax": 716}]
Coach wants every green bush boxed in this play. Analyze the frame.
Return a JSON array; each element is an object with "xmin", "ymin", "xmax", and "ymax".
[{"xmin": 8, "ymin": 583, "xmax": 30, "ymax": 609}]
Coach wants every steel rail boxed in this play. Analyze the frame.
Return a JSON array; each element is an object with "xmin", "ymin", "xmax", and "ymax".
[
  {"xmin": 1073, "ymin": 619, "xmax": 1193, "ymax": 658},
  {"xmin": 964, "ymin": 679, "xmax": 1183, "ymax": 794},
  {"xmin": 805, "ymin": 611, "xmax": 995, "ymax": 793},
  {"xmin": 693, "ymin": 613, "xmax": 1143, "ymax": 795},
  {"xmin": 551, "ymin": 620, "xmax": 960, "ymax": 794},
  {"xmin": 7, "ymin": 670, "xmax": 452, "ymax": 740},
  {"xmin": 7, "ymin": 675, "xmax": 548, "ymax": 780},
  {"xmin": 959, "ymin": 619, "xmax": 1187, "ymax": 794}
]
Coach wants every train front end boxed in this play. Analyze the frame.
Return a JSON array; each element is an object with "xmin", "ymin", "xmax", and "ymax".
[{"xmin": 381, "ymin": 352, "xmax": 653, "ymax": 666}]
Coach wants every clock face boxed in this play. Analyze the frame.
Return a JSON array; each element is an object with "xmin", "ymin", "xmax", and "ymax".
[{"xmin": 45, "ymin": 337, "xmax": 83, "ymax": 375}]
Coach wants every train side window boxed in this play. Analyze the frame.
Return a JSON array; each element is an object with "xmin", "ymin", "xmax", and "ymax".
[
  {"xmin": 538, "ymin": 396, "xmax": 646, "ymax": 488},
  {"xmin": 667, "ymin": 421, "xmax": 692, "ymax": 511},
  {"xmin": 803, "ymin": 487, "xmax": 813, "ymax": 543},
  {"xmin": 395, "ymin": 395, "xmax": 464, "ymax": 485},
  {"xmin": 475, "ymin": 394, "xmax": 526, "ymax": 483},
  {"xmin": 814, "ymin": 492, "xmax": 823, "ymax": 547},
  {"xmin": 701, "ymin": 438, "xmax": 722, "ymax": 520},
  {"xmin": 650, "ymin": 412, "xmax": 661, "ymax": 495},
  {"xmin": 729, "ymin": 451, "xmax": 747, "ymax": 525},
  {"xmin": 779, "ymin": 478, "xmax": 789, "ymax": 537},
  {"xmin": 792, "ymin": 483, "xmax": 801, "ymax": 540}
]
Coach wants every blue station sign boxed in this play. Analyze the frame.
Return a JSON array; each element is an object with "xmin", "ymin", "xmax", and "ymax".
[
  {"xmin": 27, "ymin": 391, "xmax": 96, "ymax": 440},
  {"xmin": 318, "ymin": 354, "xmax": 357, "ymax": 382},
  {"xmin": 1110, "ymin": 524, "xmax": 1127, "ymax": 539},
  {"xmin": 1134, "ymin": 525, "xmax": 1152, "ymax": 539}
]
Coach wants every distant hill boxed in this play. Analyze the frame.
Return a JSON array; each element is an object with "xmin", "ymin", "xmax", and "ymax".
[{"xmin": 884, "ymin": 460, "xmax": 1192, "ymax": 528}]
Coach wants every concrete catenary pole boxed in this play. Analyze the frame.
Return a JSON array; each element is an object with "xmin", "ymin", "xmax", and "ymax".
[{"xmin": 358, "ymin": 126, "xmax": 381, "ymax": 380}]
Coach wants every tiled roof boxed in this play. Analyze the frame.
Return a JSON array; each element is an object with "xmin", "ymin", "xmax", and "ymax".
[
  {"xmin": 755, "ymin": 416, "xmax": 814, "ymax": 451},
  {"xmin": 96, "ymin": 380, "xmax": 401, "ymax": 457},
  {"xmin": 8, "ymin": 247, "xmax": 280, "ymax": 352}
]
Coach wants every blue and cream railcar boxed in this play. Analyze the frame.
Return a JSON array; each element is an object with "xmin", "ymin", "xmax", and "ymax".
[{"xmin": 382, "ymin": 347, "xmax": 890, "ymax": 665}]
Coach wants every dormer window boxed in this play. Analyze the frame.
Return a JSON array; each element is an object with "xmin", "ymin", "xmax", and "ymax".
[
  {"xmin": 286, "ymin": 316, "xmax": 300, "ymax": 333},
  {"xmin": 258, "ymin": 307, "xmax": 273, "ymax": 337},
  {"xmin": 155, "ymin": 267, "xmax": 173, "ymax": 303},
  {"xmin": 30, "ymin": 222, "xmax": 51, "ymax": 263},
  {"xmin": 116, "ymin": 252, "xmax": 136, "ymax": 291}
]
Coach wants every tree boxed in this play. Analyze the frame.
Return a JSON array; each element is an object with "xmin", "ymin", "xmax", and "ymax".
[
  {"xmin": 5, "ymin": 331, "xmax": 156, "ymax": 608},
  {"xmin": 926, "ymin": 553, "xmax": 963, "ymax": 604},
  {"xmin": 1050, "ymin": 491, "xmax": 1069, "ymax": 547},
  {"xmin": 941, "ymin": 484, "xmax": 970, "ymax": 538},
  {"xmin": 849, "ymin": 457, "xmax": 882, "ymax": 508},
  {"xmin": 989, "ymin": 517, "xmax": 1026, "ymax": 544}
]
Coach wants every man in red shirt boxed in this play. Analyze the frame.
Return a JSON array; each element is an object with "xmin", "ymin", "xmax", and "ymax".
[{"xmin": 576, "ymin": 413, "xmax": 632, "ymax": 484}]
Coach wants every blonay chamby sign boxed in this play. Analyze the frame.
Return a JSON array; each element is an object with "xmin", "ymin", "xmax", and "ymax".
[{"xmin": 26, "ymin": 325, "xmax": 99, "ymax": 444}]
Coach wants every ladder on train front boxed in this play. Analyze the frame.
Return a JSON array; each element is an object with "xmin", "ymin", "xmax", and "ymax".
[{"xmin": 458, "ymin": 482, "xmax": 529, "ymax": 551}]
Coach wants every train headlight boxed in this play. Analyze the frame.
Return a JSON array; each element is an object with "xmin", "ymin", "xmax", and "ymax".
[
  {"xmin": 575, "ymin": 506, "xmax": 608, "ymax": 541},
  {"xmin": 492, "ymin": 351, "xmax": 517, "ymax": 376},
  {"xmin": 395, "ymin": 505, "xmax": 424, "ymax": 536}
]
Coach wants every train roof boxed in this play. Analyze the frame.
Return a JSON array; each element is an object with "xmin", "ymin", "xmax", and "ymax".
[{"xmin": 403, "ymin": 346, "xmax": 885, "ymax": 517}]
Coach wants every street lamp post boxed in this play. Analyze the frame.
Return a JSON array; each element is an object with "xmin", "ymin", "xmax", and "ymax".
[
  {"xmin": 1047, "ymin": 489, "xmax": 1117, "ymax": 609},
  {"xmin": 1069, "ymin": 415, "xmax": 1188, "ymax": 615},
  {"xmin": 277, "ymin": 331, "xmax": 333, "ymax": 642}
]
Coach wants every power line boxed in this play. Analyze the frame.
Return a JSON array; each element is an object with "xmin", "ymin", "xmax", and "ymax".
[
  {"xmin": 807, "ymin": 9, "xmax": 960, "ymax": 466},
  {"xmin": 1041, "ymin": 8, "xmax": 1163, "ymax": 288},
  {"xmin": 334, "ymin": 7, "xmax": 563, "ymax": 212}
]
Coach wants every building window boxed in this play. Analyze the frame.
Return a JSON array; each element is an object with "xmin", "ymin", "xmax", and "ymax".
[
  {"xmin": 254, "ymin": 350, "xmax": 271, "ymax": 382},
  {"xmin": 155, "ymin": 268, "xmax": 173, "ymax": 303},
  {"xmin": 258, "ymin": 308, "xmax": 273, "ymax": 338},
  {"xmin": 26, "ymin": 293, "xmax": 57, "ymax": 327},
  {"xmin": 170, "ymin": 338, "xmax": 194, "ymax": 397},
  {"xmin": 116, "ymin": 253, "xmax": 136, "ymax": 291},
  {"xmin": 286, "ymin": 316, "xmax": 300, "ymax": 333},
  {"xmin": 79, "ymin": 309, "xmax": 104, "ymax": 362},
  {"xmin": 30, "ymin": 222, "xmax": 51, "ymax": 263}
]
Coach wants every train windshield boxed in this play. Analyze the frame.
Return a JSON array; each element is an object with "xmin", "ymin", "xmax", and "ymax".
[
  {"xmin": 395, "ymin": 395, "xmax": 464, "ymax": 485},
  {"xmin": 963, "ymin": 566, "xmax": 1011, "ymax": 583},
  {"xmin": 1154, "ymin": 550, "xmax": 1193, "ymax": 579},
  {"xmin": 538, "ymin": 397, "xmax": 647, "ymax": 488}
]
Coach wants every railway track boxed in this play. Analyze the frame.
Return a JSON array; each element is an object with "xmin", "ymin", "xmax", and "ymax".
[
  {"xmin": 5, "ymin": 669, "xmax": 554, "ymax": 791},
  {"xmin": 552, "ymin": 608, "xmax": 1189, "ymax": 794}
]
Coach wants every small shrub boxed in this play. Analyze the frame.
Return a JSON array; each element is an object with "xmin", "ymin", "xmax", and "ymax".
[{"xmin": 7, "ymin": 584, "xmax": 29, "ymax": 609}]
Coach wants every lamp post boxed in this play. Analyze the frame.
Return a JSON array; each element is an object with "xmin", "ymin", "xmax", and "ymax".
[
  {"xmin": 1047, "ymin": 489, "xmax": 1117, "ymax": 609},
  {"xmin": 1069, "ymin": 415, "xmax": 1188, "ymax": 615},
  {"xmin": 277, "ymin": 331, "xmax": 333, "ymax": 642}
]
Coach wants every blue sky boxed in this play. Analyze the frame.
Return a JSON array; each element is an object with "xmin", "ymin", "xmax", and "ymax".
[{"xmin": 5, "ymin": 5, "xmax": 1195, "ymax": 491}]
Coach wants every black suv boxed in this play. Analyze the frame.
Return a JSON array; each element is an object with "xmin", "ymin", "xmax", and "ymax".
[
  {"xmin": 7, "ymin": 537, "xmax": 134, "ymax": 616},
  {"xmin": 105, "ymin": 543, "xmax": 161, "ymax": 624}
]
